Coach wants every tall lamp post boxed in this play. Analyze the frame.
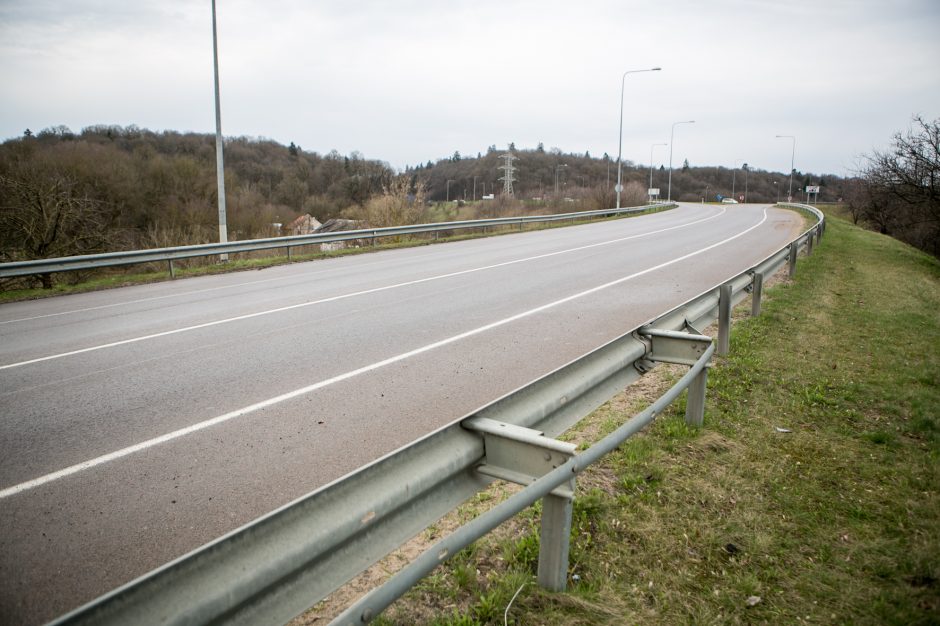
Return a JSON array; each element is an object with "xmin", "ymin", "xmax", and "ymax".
[
  {"xmin": 667, "ymin": 120, "xmax": 695, "ymax": 202},
  {"xmin": 776, "ymin": 135, "xmax": 796, "ymax": 202},
  {"xmin": 732, "ymin": 158, "xmax": 743, "ymax": 200},
  {"xmin": 446, "ymin": 179, "xmax": 454, "ymax": 202},
  {"xmin": 616, "ymin": 67, "xmax": 661, "ymax": 208},
  {"xmin": 211, "ymin": 0, "xmax": 228, "ymax": 260},
  {"xmin": 649, "ymin": 142, "xmax": 667, "ymax": 201},
  {"xmin": 743, "ymin": 163, "xmax": 749, "ymax": 203}
]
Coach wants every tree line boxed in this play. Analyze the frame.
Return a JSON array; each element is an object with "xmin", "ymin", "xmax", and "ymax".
[
  {"xmin": 1, "ymin": 124, "xmax": 853, "ymax": 289},
  {"xmin": 411, "ymin": 143, "xmax": 845, "ymax": 207},
  {"xmin": 846, "ymin": 116, "xmax": 939, "ymax": 257},
  {"xmin": 0, "ymin": 125, "xmax": 395, "ymax": 269}
]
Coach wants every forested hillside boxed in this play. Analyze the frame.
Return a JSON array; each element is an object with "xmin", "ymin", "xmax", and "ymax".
[
  {"xmin": 0, "ymin": 125, "xmax": 846, "ymax": 270},
  {"xmin": 410, "ymin": 142, "xmax": 844, "ymax": 207}
]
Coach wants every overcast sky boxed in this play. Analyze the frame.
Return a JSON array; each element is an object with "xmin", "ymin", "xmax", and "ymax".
[{"xmin": 1, "ymin": 0, "xmax": 938, "ymax": 177}]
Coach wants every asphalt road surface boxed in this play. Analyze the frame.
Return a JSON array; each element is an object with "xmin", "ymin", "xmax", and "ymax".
[{"xmin": 0, "ymin": 203, "xmax": 804, "ymax": 623}]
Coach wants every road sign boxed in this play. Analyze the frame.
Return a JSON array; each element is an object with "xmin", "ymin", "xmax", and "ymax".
[
  {"xmin": 648, "ymin": 188, "xmax": 659, "ymax": 196},
  {"xmin": 806, "ymin": 185, "xmax": 820, "ymax": 193},
  {"xmin": 614, "ymin": 184, "xmax": 623, "ymax": 193}
]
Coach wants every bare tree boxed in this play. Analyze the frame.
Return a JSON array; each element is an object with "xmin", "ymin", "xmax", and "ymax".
[
  {"xmin": 859, "ymin": 116, "xmax": 940, "ymax": 255},
  {"xmin": 356, "ymin": 174, "xmax": 427, "ymax": 227},
  {"xmin": 0, "ymin": 174, "xmax": 116, "ymax": 288}
]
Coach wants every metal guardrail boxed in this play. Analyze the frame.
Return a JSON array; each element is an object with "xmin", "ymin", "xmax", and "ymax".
[
  {"xmin": 51, "ymin": 204, "xmax": 824, "ymax": 626},
  {"xmin": 0, "ymin": 203, "xmax": 674, "ymax": 280}
]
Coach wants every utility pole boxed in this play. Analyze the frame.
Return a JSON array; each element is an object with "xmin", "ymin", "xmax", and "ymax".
[
  {"xmin": 776, "ymin": 135, "xmax": 796, "ymax": 202},
  {"xmin": 743, "ymin": 163, "xmax": 749, "ymax": 203},
  {"xmin": 498, "ymin": 149, "xmax": 517, "ymax": 196}
]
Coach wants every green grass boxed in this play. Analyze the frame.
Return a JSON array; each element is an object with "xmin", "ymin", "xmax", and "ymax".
[
  {"xmin": 0, "ymin": 206, "xmax": 670, "ymax": 304},
  {"xmin": 370, "ymin": 210, "xmax": 940, "ymax": 624}
]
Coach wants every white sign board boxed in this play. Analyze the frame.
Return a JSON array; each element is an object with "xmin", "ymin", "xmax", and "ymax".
[
  {"xmin": 648, "ymin": 188, "xmax": 660, "ymax": 196},
  {"xmin": 805, "ymin": 185, "xmax": 820, "ymax": 193}
]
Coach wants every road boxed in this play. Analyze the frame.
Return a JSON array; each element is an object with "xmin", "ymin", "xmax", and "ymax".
[{"xmin": 0, "ymin": 203, "xmax": 804, "ymax": 623}]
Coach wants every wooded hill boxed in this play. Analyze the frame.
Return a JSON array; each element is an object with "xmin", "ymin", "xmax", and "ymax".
[
  {"xmin": 0, "ymin": 125, "xmax": 846, "ymax": 268},
  {"xmin": 410, "ymin": 143, "xmax": 845, "ymax": 206}
]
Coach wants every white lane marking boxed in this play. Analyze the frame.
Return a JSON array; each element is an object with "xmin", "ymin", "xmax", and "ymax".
[
  {"xmin": 0, "ymin": 208, "xmax": 767, "ymax": 499},
  {"xmin": 0, "ymin": 254, "xmax": 416, "ymax": 326},
  {"xmin": 0, "ymin": 207, "xmax": 726, "ymax": 370},
  {"xmin": 0, "ymin": 273, "xmax": 325, "ymax": 326},
  {"xmin": 0, "ymin": 205, "xmax": 706, "ymax": 326}
]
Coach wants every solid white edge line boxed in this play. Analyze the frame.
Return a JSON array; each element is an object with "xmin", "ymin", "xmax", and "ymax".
[
  {"xmin": 0, "ymin": 207, "xmax": 726, "ymax": 371},
  {"xmin": 0, "ymin": 208, "xmax": 767, "ymax": 499}
]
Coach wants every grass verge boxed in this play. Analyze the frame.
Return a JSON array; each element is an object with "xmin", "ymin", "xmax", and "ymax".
[{"xmin": 363, "ymin": 210, "xmax": 940, "ymax": 624}]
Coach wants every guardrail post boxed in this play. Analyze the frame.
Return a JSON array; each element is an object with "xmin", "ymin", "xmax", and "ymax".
[
  {"xmin": 684, "ymin": 365, "xmax": 708, "ymax": 427},
  {"xmin": 788, "ymin": 241, "xmax": 798, "ymax": 278},
  {"xmin": 717, "ymin": 283, "xmax": 732, "ymax": 356},
  {"xmin": 806, "ymin": 230, "xmax": 815, "ymax": 256},
  {"xmin": 751, "ymin": 271, "xmax": 763, "ymax": 317},
  {"xmin": 538, "ymin": 493, "xmax": 573, "ymax": 592},
  {"xmin": 287, "ymin": 246, "xmax": 293, "ymax": 262},
  {"xmin": 168, "ymin": 260, "xmax": 175, "ymax": 279}
]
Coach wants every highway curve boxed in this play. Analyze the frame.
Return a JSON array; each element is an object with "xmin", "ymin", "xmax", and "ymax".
[{"xmin": 0, "ymin": 203, "xmax": 804, "ymax": 623}]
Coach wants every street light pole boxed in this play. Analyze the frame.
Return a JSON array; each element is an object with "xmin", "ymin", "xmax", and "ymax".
[
  {"xmin": 446, "ymin": 179, "xmax": 454, "ymax": 202},
  {"xmin": 667, "ymin": 120, "xmax": 695, "ymax": 202},
  {"xmin": 211, "ymin": 0, "xmax": 228, "ymax": 260},
  {"xmin": 649, "ymin": 142, "xmax": 667, "ymax": 201},
  {"xmin": 473, "ymin": 176, "xmax": 478, "ymax": 201},
  {"xmin": 617, "ymin": 67, "xmax": 661, "ymax": 209},
  {"xmin": 743, "ymin": 163, "xmax": 749, "ymax": 203},
  {"xmin": 732, "ymin": 158, "xmax": 743, "ymax": 200},
  {"xmin": 776, "ymin": 135, "xmax": 796, "ymax": 202}
]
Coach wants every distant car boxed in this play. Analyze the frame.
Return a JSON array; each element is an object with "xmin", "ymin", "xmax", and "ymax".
[{"xmin": 721, "ymin": 198, "xmax": 738, "ymax": 204}]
